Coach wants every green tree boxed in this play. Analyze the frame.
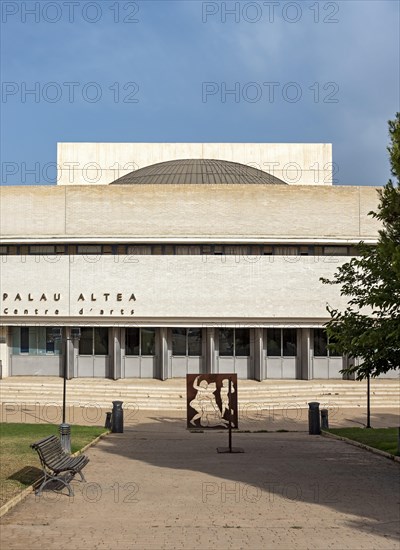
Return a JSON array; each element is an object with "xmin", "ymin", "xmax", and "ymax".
[{"xmin": 321, "ymin": 114, "xmax": 400, "ymax": 380}]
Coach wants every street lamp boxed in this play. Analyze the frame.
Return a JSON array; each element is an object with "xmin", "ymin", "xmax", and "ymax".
[
  {"xmin": 52, "ymin": 327, "xmax": 81, "ymax": 452},
  {"xmin": 366, "ymin": 371, "xmax": 371, "ymax": 429}
]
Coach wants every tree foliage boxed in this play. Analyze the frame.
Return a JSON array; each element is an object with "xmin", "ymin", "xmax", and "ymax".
[{"xmin": 321, "ymin": 113, "xmax": 400, "ymax": 380}]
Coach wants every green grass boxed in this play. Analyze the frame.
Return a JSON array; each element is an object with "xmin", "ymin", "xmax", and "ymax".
[
  {"xmin": 0, "ymin": 423, "xmax": 106, "ymax": 506},
  {"xmin": 328, "ymin": 427, "xmax": 399, "ymax": 456}
]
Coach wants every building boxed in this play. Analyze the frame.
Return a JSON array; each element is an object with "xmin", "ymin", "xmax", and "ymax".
[{"xmin": 0, "ymin": 142, "xmax": 396, "ymax": 380}]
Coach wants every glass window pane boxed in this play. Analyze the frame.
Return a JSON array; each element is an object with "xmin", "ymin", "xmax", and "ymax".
[
  {"xmin": 37, "ymin": 327, "xmax": 47, "ymax": 355},
  {"xmin": 172, "ymin": 328, "xmax": 186, "ymax": 356},
  {"xmin": 188, "ymin": 328, "xmax": 202, "ymax": 356},
  {"xmin": 235, "ymin": 328, "xmax": 250, "ymax": 356},
  {"xmin": 267, "ymin": 329, "xmax": 281, "ymax": 356},
  {"xmin": 323, "ymin": 246, "xmax": 346, "ymax": 256},
  {"xmin": 127, "ymin": 245, "xmax": 151, "ymax": 255},
  {"xmin": 283, "ymin": 329, "xmax": 297, "ymax": 356},
  {"xmin": 274, "ymin": 246, "xmax": 299, "ymax": 255},
  {"xmin": 219, "ymin": 328, "xmax": 234, "ymax": 356},
  {"xmin": 126, "ymin": 327, "xmax": 140, "ymax": 356},
  {"xmin": 79, "ymin": 327, "xmax": 93, "ymax": 355},
  {"xmin": 175, "ymin": 246, "xmax": 190, "ymax": 255},
  {"xmin": 141, "ymin": 328, "xmax": 155, "ymax": 356},
  {"xmin": 328, "ymin": 334, "xmax": 341, "ymax": 357},
  {"xmin": 94, "ymin": 328, "xmax": 109, "ymax": 355},
  {"xmin": 29, "ymin": 246, "xmax": 55, "ymax": 255},
  {"xmin": 314, "ymin": 329, "xmax": 328, "ymax": 356},
  {"xmin": 28, "ymin": 327, "xmax": 38, "ymax": 355},
  {"xmin": 12, "ymin": 327, "xmax": 21, "ymax": 354},
  {"xmin": 45, "ymin": 327, "xmax": 61, "ymax": 354},
  {"xmin": 77, "ymin": 245, "xmax": 102, "ymax": 254},
  {"xmin": 45, "ymin": 328, "xmax": 55, "ymax": 354}
]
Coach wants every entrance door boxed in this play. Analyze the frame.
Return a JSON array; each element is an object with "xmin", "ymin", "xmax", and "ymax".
[
  {"xmin": 124, "ymin": 327, "xmax": 157, "ymax": 378},
  {"xmin": 217, "ymin": 328, "xmax": 253, "ymax": 379},
  {"xmin": 312, "ymin": 329, "xmax": 343, "ymax": 379},
  {"xmin": 170, "ymin": 328, "xmax": 204, "ymax": 377},
  {"xmin": 77, "ymin": 327, "xmax": 109, "ymax": 377},
  {"xmin": 264, "ymin": 328, "xmax": 298, "ymax": 379}
]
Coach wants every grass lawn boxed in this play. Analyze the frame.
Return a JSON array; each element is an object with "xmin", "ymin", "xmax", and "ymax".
[
  {"xmin": 0, "ymin": 423, "xmax": 106, "ymax": 507},
  {"xmin": 328, "ymin": 427, "xmax": 399, "ymax": 456}
]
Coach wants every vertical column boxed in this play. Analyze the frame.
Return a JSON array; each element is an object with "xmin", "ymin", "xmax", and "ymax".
[
  {"xmin": 65, "ymin": 327, "xmax": 75, "ymax": 380},
  {"xmin": 159, "ymin": 327, "xmax": 169, "ymax": 381},
  {"xmin": 300, "ymin": 328, "xmax": 312, "ymax": 380},
  {"xmin": 206, "ymin": 327, "xmax": 215, "ymax": 374},
  {"xmin": 0, "ymin": 326, "xmax": 10, "ymax": 378},
  {"xmin": 253, "ymin": 327, "xmax": 263, "ymax": 381},
  {"xmin": 110, "ymin": 327, "xmax": 122, "ymax": 380}
]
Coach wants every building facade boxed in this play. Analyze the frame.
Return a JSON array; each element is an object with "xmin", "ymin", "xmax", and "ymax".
[{"xmin": 0, "ymin": 143, "xmax": 395, "ymax": 380}]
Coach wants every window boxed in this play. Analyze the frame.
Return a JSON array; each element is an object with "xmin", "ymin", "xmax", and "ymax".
[
  {"xmin": 172, "ymin": 328, "xmax": 202, "ymax": 356},
  {"xmin": 21, "ymin": 327, "xmax": 29, "ymax": 354},
  {"xmin": 219, "ymin": 328, "xmax": 234, "ymax": 356},
  {"xmin": 127, "ymin": 245, "xmax": 151, "ymax": 255},
  {"xmin": 283, "ymin": 329, "xmax": 297, "ymax": 356},
  {"xmin": 45, "ymin": 327, "xmax": 55, "ymax": 353},
  {"xmin": 29, "ymin": 246, "xmax": 56, "ymax": 255},
  {"xmin": 267, "ymin": 328, "xmax": 281, "ymax": 356},
  {"xmin": 141, "ymin": 328, "xmax": 156, "ymax": 355},
  {"xmin": 274, "ymin": 246, "xmax": 299, "ymax": 256},
  {"xmin": 77, "ymin": 245, "xmax": 102, "ymax": 254},
  {"xmin": 235, "ymin": 328, "xmax": 250, "ymax": 356},
  {"xmin": 79, "ymin": 328, "xmax": 93, "ymax": 355},
  {"xmin": 79, "ymin": 327, "xmax": 109, "ymax": 355},
  {"xmin": 126, "ymin": 327, "xmax": 140, "ymax": 355},
  {"xmin": 188, "ymin": 328, "xmax": 202, "ymax": 356},
  {"xmin": 267, "ymin": 328, "xmax": 297, "ymax": 356},
  {"xmin": 11, "ymin": 326, "xmax": 61, "ymax": 355},
  {"xmin": 125, "ymin": 327, "xmax": 156, "ymax": 356},
  {"xmin": 314, "ymin": 329, "xmax": 340, "ymax": 357},
  {"xmin": 175, "ymin": 246, "xmax": 201, "ymax": 255},
  {"xmin": 323, "ymin": 246, "xmax": 348, "ymax": 256},
  {"xmin": 94, "ymin": 328, "xmax": 109, "ymax": 355},
  {"xmin": 219, "ymin": 328, "xmax": 250, "ymax": 356}
]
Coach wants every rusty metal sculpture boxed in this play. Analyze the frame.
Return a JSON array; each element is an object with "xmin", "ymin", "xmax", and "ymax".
[
  {"xmin": 187, "ymin": 374, "xmax": 243, "ymax": 453},
  {"xmin": 187, "ymin": 374, "xmax": 238, "ymax": 429}
]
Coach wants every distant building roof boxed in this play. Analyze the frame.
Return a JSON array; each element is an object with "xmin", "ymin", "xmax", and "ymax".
[{"xmin": 110, "ymin": 159, "xmax": 287, "ymax": 185}]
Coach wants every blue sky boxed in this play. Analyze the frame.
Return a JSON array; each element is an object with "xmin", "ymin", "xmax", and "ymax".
[{"xmin": 1, "ymin": 0, "xmax": 399, "ymax": 186}]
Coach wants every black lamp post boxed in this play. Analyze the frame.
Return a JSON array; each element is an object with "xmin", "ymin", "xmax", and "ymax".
[
  {"xmin": 366, "ymin": 372, "xmax": 371, "ymax": 429},
  {"xmin": 52, "ymin": 327, "xmax": 81, "ymax": 452}
]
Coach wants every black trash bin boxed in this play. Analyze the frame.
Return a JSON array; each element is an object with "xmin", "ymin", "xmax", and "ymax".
[
  {"xmin": 321, "ymin": 408, "xmax": 329, "ymax": 430},
  {"xmin": 105, "ymin": 411, "xmax": 112, "ymax": 430},
  {"xmin": 308, "ymin": 402, "xmax": 321, "ymax": 435},
  {"xmin": 111, "ymin": 401, "xmax": 124, "ymax": 433}
]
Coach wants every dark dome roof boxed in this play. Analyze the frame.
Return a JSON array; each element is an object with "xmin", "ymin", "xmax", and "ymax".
[{"xmin": 110, "ymin": 159, "xmax": 287, "ymax": 185}]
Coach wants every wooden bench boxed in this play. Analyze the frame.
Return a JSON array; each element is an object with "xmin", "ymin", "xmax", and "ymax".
[{"xmin": 31, "ymin": 435, "xmax": 89, "ymax": 496}]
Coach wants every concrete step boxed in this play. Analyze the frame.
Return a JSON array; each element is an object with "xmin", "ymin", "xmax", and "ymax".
[{"xmin": 1, "ymin": 380, "xmax": 399, "ymax": 409}]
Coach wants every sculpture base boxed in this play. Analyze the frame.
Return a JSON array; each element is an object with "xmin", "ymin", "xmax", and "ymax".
[{"xmin": 217, "ymin": 447, "xmax": 244, "ymax": 453}]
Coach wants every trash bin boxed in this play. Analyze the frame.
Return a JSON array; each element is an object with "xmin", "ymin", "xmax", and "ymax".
[
  {"xmin": 321, "ymin": 409, "xmax": 329, "ymax": 430},
  {"xmin": 308, "ymin": 402, "xmax": 321, "ymax": 435},
  {"xmin": 111, "ymin": 401, "xmax": 124, "ymax": 433},
  {"xmin": 105, "ymin": 411, "xmax": 112, "ymax": 430}
]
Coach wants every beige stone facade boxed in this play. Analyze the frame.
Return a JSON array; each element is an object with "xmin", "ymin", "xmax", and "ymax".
[{"xmin": 0, "ymin": 142, "xmax": 394, "ymax": 381}]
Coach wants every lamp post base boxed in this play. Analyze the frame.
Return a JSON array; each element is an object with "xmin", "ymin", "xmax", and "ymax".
[{"xmin": 59, "ymin": 423, "xmax": 71, "ymax": 454}]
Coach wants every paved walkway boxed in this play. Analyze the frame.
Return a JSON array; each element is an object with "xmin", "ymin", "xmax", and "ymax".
[{"xmin": 1, "ymin": 415, "xmax": 399, "ymax": 549}]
